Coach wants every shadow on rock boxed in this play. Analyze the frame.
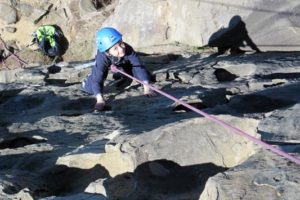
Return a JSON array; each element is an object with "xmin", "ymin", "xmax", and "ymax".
[
  {"xmin": 39, "ymin": 164, "xmax": 109, "ymax": 197},
  {"xmin": 0, "ymin": 91, "xmax": 95, "ymax": 125},
  {"xmin": 227, "ymin": 83, "xmax": 300, "ymax": 114},
  {"xmin": 208, "ymin": 15, "xmax": 261, "ymax": 57},
  {"xmin": 0, "ymin": 88, "xmax": 24, "ymax": 105},
  {"xmin": 255, "ymin": 72, "xmax": 300, "ymax": 79},
  {"xmin": 0, "ymin": 136, "xmax": 46, "ymax": 150},
  {"xmin": 0, "ymin": 129, "xmax": 98, "ymax": 199},
  {"xmin": 0, "ymin": 129, "xmax": 89, "ymax": 170},
  {"xmin": 107, "ymin": 85, "xmax": 206, "ymax": 133},
  {"xmin": 106, "ymin": 160, "xmax": 227, "ymax": 200}
]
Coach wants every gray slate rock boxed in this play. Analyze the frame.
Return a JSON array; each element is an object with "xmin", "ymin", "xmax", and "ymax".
[
  {"xmin": 258, "ymin": 103, "xmax": 300, "ymax": 143},
  {"xmin": 200, "ymin": 150, "xmax": 300, "ymax": 200}
]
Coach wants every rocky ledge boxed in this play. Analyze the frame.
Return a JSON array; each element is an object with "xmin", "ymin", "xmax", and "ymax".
[{"xmin": 0, "ymin": 51, "xmax": 300, "ymax": 199}]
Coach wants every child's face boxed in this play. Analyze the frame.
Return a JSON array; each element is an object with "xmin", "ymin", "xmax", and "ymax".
[{"xmin": 108, "ymin": 41, "xmax": 125, "ymax": 58}]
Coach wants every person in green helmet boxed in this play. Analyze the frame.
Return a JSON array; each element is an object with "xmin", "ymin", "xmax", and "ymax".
[{"xmin": 33, "ymin": 25, "xmax": 67, "ymax": 57}]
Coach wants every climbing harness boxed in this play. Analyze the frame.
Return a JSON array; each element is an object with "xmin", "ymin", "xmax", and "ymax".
[{"xmin": 113, "ymin": 66, "xmax": 300, "ymax": 166}]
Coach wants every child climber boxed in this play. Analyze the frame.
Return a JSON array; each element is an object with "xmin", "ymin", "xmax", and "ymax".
[{"xmin": 81, "ymin": 27, "xmax": 156, "ymax": 111}]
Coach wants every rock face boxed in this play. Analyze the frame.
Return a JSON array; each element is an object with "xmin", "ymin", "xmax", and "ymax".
[
  {"xmin": 258, "ymin": 103, "xmax": 300, "ymax": 143},
  {"xmin": 0, "ymin": 0, "xmax": 117, "ymax": 62},
  {"xmin": 105, "ymin": 0, "xmax": 300, "ymax": 51},
  {"xmin": 103, "ymin": 0, "xmax": 169, "ymax": 48},
  {"xmin": 1, "ymin": 0, "xmax": 300, "ymax": 198},
  {"xmin": 122, "ymin": 115, "xmax": 259, "ymax": 168},
  {"xmin": 1, "ymin": 51, "xmax": 300, "ymax": 199},
  {"xmin": 1, "ymin": 0, "xmax": 300, "ymax": 66},
  {"xmin": 0, "ymin": 3, "xmax": 17, "ymax": 24}
]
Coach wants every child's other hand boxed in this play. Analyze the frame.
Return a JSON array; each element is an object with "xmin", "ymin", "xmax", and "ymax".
[{"xmin": 94, "ymin": 102, "xmax": 105, "ymax": 111}]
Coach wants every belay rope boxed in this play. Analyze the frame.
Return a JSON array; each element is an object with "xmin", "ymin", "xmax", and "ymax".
[{"xmin": 113, "ymin": 67, "xmax": 300, "ymax": 166}]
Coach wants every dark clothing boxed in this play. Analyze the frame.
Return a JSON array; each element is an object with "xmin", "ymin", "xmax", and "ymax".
[
  {"xmin": 38, "ymin": 36, "xmax": 62, "ymax": 57},
  {"xmin": 34, "ymin": 25, "xmax": 68, "ymax": 57},
  {"xmin": 82, "ymin": 43, "xmax": 150, "ymax": 95}
]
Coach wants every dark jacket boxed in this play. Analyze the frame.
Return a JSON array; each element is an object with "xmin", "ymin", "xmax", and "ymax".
[{"xmin": 83, "ymin": 43, "xmax": 150, "ymax": 95}]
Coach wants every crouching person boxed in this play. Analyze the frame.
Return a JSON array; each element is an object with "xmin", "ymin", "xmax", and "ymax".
[{"xmin": 81, "ymin": 27, "xmax": 156, "ymax": 111}]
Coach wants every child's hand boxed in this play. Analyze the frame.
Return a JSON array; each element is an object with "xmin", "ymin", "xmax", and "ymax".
[
  {"xmin": 110, "ymin": 64, "xmax": 118, "ymax": 73},
  {"xmin": 143, "ymin": 85, "xmax": 157, "ymax": 97},
  {"xmin": 95, "ymin": 94, "xmax": 106, "ymax": 111},
  {"xmin": 144, "ymin": 90, "xmax": 157, "ymax": 97},
  {"xmin": 94, "ymin": 102, "xmax": 105, "ymax": 111}
]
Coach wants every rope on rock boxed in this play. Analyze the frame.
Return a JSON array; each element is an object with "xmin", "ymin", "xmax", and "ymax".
[
  {"xmin": 0, "ymin": 36, "xmax": 29, "ymax": 68},
  {"xmin": 114, "ymin": 67, "xmax": 300, "ymax": 166}
]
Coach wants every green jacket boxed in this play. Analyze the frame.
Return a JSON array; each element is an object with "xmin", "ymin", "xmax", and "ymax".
[{"xmin": 36, "ymin": 25, "xmax": 56, "ymax": 47}]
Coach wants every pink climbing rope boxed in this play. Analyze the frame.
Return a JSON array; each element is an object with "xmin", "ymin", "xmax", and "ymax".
[
  {"xmin": 113, "ymin": 66, "xmax": 300, "ymax": 165},
  {"xmin": 112, "ymin": 66, "xmax": 300, "ymax": 165}
]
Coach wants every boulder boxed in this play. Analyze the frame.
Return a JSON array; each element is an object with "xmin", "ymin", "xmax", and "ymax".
[
  {"xmin": 123, "ymin": 115, "xmax": 260, "ymax": 168},
  {"xmin": 258, "ymin": 103, "xmax": 300, "ymax": 143},
  {"xmin": 200, "ymin": 150, "xmax": 300, "ymax": 200}
]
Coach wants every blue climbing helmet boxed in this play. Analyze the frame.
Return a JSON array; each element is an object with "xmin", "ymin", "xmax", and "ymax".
[{"xmin": 96, "ymin": 27, "xmax": 122, "ymax": 52}]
